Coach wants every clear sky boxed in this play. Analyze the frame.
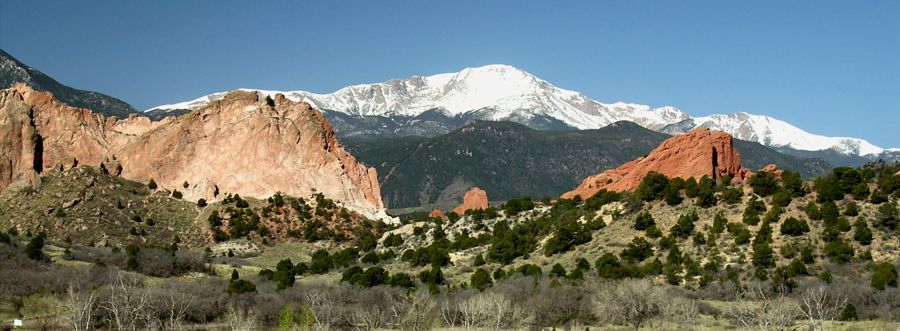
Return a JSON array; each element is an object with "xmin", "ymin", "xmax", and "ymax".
[{"xmin": 1, "ymin": 1, "xmax": 898, "ymax": 147}]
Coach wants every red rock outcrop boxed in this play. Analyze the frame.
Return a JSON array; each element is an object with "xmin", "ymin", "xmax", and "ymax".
[
  {"xmin": 428, "ymin": 209, "xmax": 446, "ymax": 219},
  {"xmin": 453, "ymin": 187, "xmax": 489, "ymax": 215},
  {"xmin": 562, "ymin": 128, "xmax": 752, "ymax": 199},
  {"xmin": 759, "ymin": 164, "xmax": 783, "ymax": 179},
  {"xmin": 0, "ymin": 84, "xmax": 392, "ymax": 222}
]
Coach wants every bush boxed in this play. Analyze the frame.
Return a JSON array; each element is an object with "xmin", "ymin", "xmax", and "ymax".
[
  {"xmin": 471, "ymin": 268, "xmax": 493, "ymax": 291},
  {"xmin": 637, "ymin": 172, "xmax": 670, "ymax": 201},
  {"xmin": 838, "ymin": 303, "xmax": 858, "ymax": 321},
  {"xmin": 824, "ymin": 238, "xmax": 854, "ymax": 263},
  {"xmin": 633, "ymin": 212, "xmax": 655, "ymax": 231},
  {"xmin": 853, "ymin": 218, "xmax": 873, "ymax": 245},
  {"xmin": 670, "ymin": 211, "xmax": 698, "ymax": 239},
  {"xmin": 749, "ymin": 171, "xmax": 779, "ymax": 196},
  {"xmin": 172, "ymin": 190, "xmax": 183, "ymax": 199},
  {"xmin": 502, "ymin": 197, "xmax": 535, "ymax": 216},
  {"xmin": 844, "ymin": 201, "xmax": 860, "ymax": 216},
  {"xmin": 620, "ymin": 237, "xmax": 654, "ymax": 263},
  {"xmin": 663, "ymin": 185, "xmax": 683, "ymax": 206},
  {"xmin": 197, "ymin": 198, "xmax": 207, "ymax": 207},
  {"xmin": 721, "ymin": 187, "xmax": 742, "ymax": 205},
  {"xmin": 25, "ymin": 234, "xmax": 45, "ymax": 261},
  {"xmin": 148, "ymin": 178, "xmax": 157, "ymax": 190},
  {"xmin": 877, "ymin": 200, "xmax": 898, "ymax": 229},
  {"xmin": 871, "ymin": 262, "xmax": 898, "ymax": 290},
  {"xmin": 805, "ymin": 201, "xmax": 822, "ymax": 220},
  {"xmin": 780, "ymin": 217, "xmax": 810, "ymax": 236},
  {"xmin": 226, "ymin": 279, "xmax": 256, "ymax": 294}
]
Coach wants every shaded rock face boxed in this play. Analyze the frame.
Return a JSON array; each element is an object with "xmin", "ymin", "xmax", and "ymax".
[
  {"xmin": 453, "ymin": 187, "xmax": 489, "ymax": 215},
  {"xmin": 563, "ymin": 128, "xmax": 751, "ymax": 199},
  {"xmin": 0, "ymin": 84, "xmax": 391, "ymax": 222}
]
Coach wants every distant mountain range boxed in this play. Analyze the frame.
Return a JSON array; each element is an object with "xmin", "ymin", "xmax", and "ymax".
[
  {"xmin": 146, "ymin": 64, "xmax": 897, "ymax": 166},
  {"xmin": 343, "ymin": 121, "xmax": 831, "ymax": 209},
  {"xmin": 0, "ymin": 49, "xmax": 138, "ymax": 118}
]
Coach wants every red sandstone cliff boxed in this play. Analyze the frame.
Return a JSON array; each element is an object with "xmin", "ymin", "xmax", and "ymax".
[
  {"xmin": 0, "ymin": 84, "xmax": 392, "ymax": 222},
  {"xmin": 562, "ymin": 128, "xmax": 751, "ymax": 199},
  {"xmin": 453, "ymin": 187, "xmax": 489, "ymax": 215}
]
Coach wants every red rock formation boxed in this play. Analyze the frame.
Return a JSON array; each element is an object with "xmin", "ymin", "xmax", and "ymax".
[
  {"xmin": 0, "ymin": 84, "xmax": 392, "ymax": 222},
  {"xmin": 759, "ymin": 164, "xmax": 783, "ymax": 179},
  {"xmin": 428, "ymin": 209, "xmax": 446, "ymax": 219},
  {"xmin": 453, "ymin": 187, "xmax": 489, "ymax": 215},
  {"xmin": 562, "ymin": 128, "xmax": 752, "ymax": 199}
]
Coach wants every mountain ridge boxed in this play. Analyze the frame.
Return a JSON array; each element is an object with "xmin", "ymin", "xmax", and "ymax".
[
  {"xmin": 0, "ymin": 49, "xmax": 138, "ymax": 118},
  {"xmin": 147, "ymin": 64, "xmax": 894, "ymax": 159}
]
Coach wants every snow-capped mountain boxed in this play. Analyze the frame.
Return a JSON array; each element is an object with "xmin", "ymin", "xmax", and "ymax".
[
  {"xmin": 148, "ymin": 64, "xmax": 689, "ymax": 131},
  {"xmin": 661, "ymin": 113, "xmax": 886, "ymax": 156},
  {"xmin": 148, "ymin": 64, "xmax": 894, "ymax": 158}
]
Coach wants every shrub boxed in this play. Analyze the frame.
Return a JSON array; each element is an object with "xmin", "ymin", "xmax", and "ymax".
[
  {"xmin": 663, "ymin": 185, "xmax": 683, "ymax": 206},
  {"xmin": 633, "ymin": 212, "xmax": 655, "ymax": 231},
  {"xmin": 853, "ymin": 218, "xmax": 873, "ymax": 245},
  {"xmin": 780, "ymin": 217, "xmax": 810, "ymax": 236},
  {"xmin": 620, "ymin": 237, "xmax": 654, "ymax": 263},
  {"xmin": 721, "ymin": 187, "xmax": 742, "ymax": 205},
  {"xmin": 148, "ymin": 178, "xmax": 157, "ymax": 190},
  {"xmin": 824, "ymin": 238, "xmax": 854, "ymax": 263},
  {"xmin": 838, "ymin": 303, "xmax": 858, "ymax": 321},
  {"xmin": 25, "ymin": 234, "xmax": 45, "ymax": 261},
  {"xmin": 637, "ymin": 172, "xmax": 670, "ymax": 201},
  {"xmin": 471, "ymin": 268, "xmax": 493, "ymax": 291},
  {"xmin": 844, "ymin": 201, "xmax": 860, "ymax": 216},
  {"xmin": 197, "ymin": 198, "xmax": 207, "ymax": 207},
  {"xmin": 502, "ymin": 197, "xmax": 535, "ymax": 216},
  {"xmin": 877, "ymin": 200, "xmax": 898, "ymax": 229},
  {"xmin": 670, "ymin": 210, "xmax": 698, "ymax": 239},
  {"xmin": 871, "ymin": 262, "xmax": 898, "ymax": 290},
  {"xmin": 226, "ymin": 279, "xmax": 256, "ymax": 294},
  {"xmin": 805, "ymin": 201, "xmax": 822, "ymax": 220},
  {"xmin": 781, "ymin": 171, "xmax": 805, "ymax": 197},
  {"xmin": 172, "ymin": 190, "xmax": 183, "ymax": 199},
  {"xmin": 749, "ymin": 171, "xmax": 779, "ymax": 196},
  {"xmin": 771, "ymin": 190, "xmax": 792, "ymax": 208}
]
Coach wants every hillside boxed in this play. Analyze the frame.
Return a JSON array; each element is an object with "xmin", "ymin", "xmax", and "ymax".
[
  {"xmin": 0, "ymin": 49, "xmax": 137, "ymax": 118},
  {"xmin": 345, "ymin": 121, "xmax": 832, "ymax": 209}
]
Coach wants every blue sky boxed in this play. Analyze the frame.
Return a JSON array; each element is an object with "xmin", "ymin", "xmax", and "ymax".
[{"xmin": 1, "ymin": 1, "xmax": 898, "ymax": 147}]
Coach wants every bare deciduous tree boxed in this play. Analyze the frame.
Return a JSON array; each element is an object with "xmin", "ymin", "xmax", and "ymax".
[
  {"xmin": 594, "ymin": 279, "xmax": 664, "ymax": 330},
  {"xmin": 729, "ymin": 283, "xmax": 798, "ymax": 331},
  {"xmin": 100, "ymin": 273, "xmax": 152, "ymax": 330},
  {"xmin": 798, "ymin": 285, "xmax": 846, "ymax": 331},
  {"xmin": 64, "ymin": 284, "xmax": 96, "ymax": 331},
  {"xmin": 304, "ymin": 287, "xmax": 342, "ymax": 330},
  {"xmin": 397, "ymin": 288, "xmax": 435, "ymax": 331},
  {"xmin": 224, "ymin": 305, "xmax": 257, "ymax": 331}
]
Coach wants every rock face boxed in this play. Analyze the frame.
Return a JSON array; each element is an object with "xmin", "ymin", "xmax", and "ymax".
[
  {"xmin": 428, "ymin": 209, "xmax": 446, "ymax": 220},
  {"xmin": 562, "ymin": 128, "xmax": 752, "ymax": 199},
  {"xmin": 760, "ymin": 164, "xmax": 783, "ymax": 178},
  {"xmin": 0, "ymin": 84, "xmax": 392, "ymax": 222},
  {"xmin": 453, "ymin": 187, "xmax": 489, "ymax": 215}
]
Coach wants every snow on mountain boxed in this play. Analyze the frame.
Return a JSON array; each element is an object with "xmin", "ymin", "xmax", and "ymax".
[
  {"xmin": 146, "ymin": 64, "xmax": 688, "ymax": 131},
  {"xmin": 684, "ymin": 112, "xmax": 885, "ymax": 156},
  {"xmin": 147, "ymin": 64, "xmax": 892, "ymax": 157}
]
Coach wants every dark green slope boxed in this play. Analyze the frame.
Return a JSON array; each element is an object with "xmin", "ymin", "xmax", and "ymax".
[
  {"xmin": 0, "ymin": 49, "xmax": 138, "ymax": 118},
  {"xmin": 345, "ymin": 121, "xmax": 831, "ymax": 209}
]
